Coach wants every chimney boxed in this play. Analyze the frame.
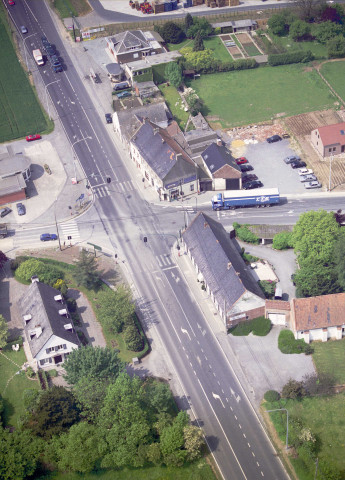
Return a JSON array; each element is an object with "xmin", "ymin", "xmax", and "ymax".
[
  {"xmin": 217, "ymin": 138, "xmax": 222, "ymax": 146},
  {"xmin": 31, "ymin": 276, "xmax": 39, "ymax": 283},
  {"xmin": 23, "ymin": 314, "xmax": 32, "ymax": 324},
  {"xmin": 35, "ymin": 326, "xmax": 42, "ymax": 338}
]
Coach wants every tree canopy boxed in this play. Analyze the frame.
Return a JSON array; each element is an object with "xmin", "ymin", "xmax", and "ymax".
[
  {"xmin": 193, "ymin": 32, "xmax": 205, "ymax": 52},
  {"xmin": 165, "ymin": 62, "xmax": 182, "ymax": 88},
  {"xmin": 161, "ymin": 22, "xmax": 185, "ymax": 44},
  {"xmin": 187, "ymin": 17, "xmax": 212, "ymax": 39},
  {"xmin": 97, "ymin": 285, "xmax": 135, "ymax": 334},
  {"xmin": 16, "ymin": 259, "xmax": 63, "ymax": 286},
  {"xmin": 73, "ymin": 249, "xmax": 101, "ymax": 290},
  {"xmin": 0, "ymin": 314, "xmax": 8, "ymax": 349},
  {"xmin": 289, "ymin": 20, "xmax": 311, "ymax": 40}
]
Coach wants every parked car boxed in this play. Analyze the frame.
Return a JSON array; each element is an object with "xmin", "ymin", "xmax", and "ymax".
[
  {"xmin": 105, "ymin": 113, "xmax": 112, "ymax": 124},
  {"xmin": 304, "ymin": 181, "xmax": 322, "ymax": 189},
  {"xmin": 284, "ymin": 155, "xmax": 300, "ymax": 164},
  {"xmin": 20, "ymin": 26, "xmax": 28, "ymax": 34},
  {"xmin": 50, "ymin": 55, "xmax": 60, "ymax": 66},
  {"xmin": 46, "ymin": 44, "xmax": 56, "ymax": 56},
  {"xmin": 300, "ymin": 174, "xmax": 317, "ymax": 182},
  {"xmin": 116, "ymin": 91, "xmax": 131, "ymax": 99},
  {"xmin": 291, "ymin": 160, "xmax": 306, "ymax": 169},
  {"xmin": 235, "ymin": 157, "xmax": 248, "ymax": 165},
  {"xmin": 298, "ymin": 168, "xmax": 313, "ymax": 176},
  {"xmin": 8, "ymin": 0, "xmax": 15, "ymax": 5},
  {"xmin": 40, "ymin": 233, "xmax": 58, "ymax": 241},
  {"xmin": 282, "ymin": 133, "xmax": 290, "ymax": 139},
  {"xmin": 41, "ymin": 36, "xmax": 50, "ymax": 48},
  {"xmin": 16, "ymin": 203, "xmax": 26, "ymax": 216},
  {"xmin": 243, "ymin": 180, "xmax": 263, "ymax": 190},
  {"xmin": 266, "ymin": 135, "xmax": 282, "ymax": 143},
  {"xmin": 240, "ymin": 164, "xmax": 253, "ymax": 172},
  {"xmin": 242, "ymin": 174, "xmax": 258, "ymax": 183},
  {"xmin": 26, "ymin": 134, "xmax": 41, "ymax": 142},
  {"xmin": 0, "ymin": 207, "xmax": 12, "ymax": 218}
]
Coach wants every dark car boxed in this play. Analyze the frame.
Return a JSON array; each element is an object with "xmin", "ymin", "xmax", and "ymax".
[
  {"xmin": 0, "ymin": 207, "xmax": 12, "ymax": 218},
  {"xmin": 52, "ymin": 64, "xmax": 63, "ymax": 73},
  {"xmin": 105, "ymin": 113, "xmax": 113, "ymax": 124},
  {"xmin": 240, "ymin": 164, "xmax": 253, "ymax": 172},
  {"xmin": 266, "ymin": 135, "xmax": 282, "ymax": 144},
  {"xmin": 16, "ymin": 203, "xmax": 26, "ymax": 216},
  {"xmin": 40, "ymin": 233, "xmax": 58, "ymax": 241},
  {"xmin": 243, "ymin": 180, "xmax": 263, "ymax": 190},
  {"xmin": 41, "ymin": 36, "xmax": 50, "ymax": 48},
  {"xmin": 235, "ymin": 157, "xmax": 248, "ymax": 165},
  {"xmin": 291, "ymin": 160, "xmax": 307, "ymax": 169},
  {"xmin": 46, "ymin": 44, "xmax": 56, "ymax": 56},
  {"xmin": 50, "ymin": 55, "xmax": 60, "ymax": 66},
  {"xmin": 242, "ymin": 174, "xmax": 258, "ymax": 183}
]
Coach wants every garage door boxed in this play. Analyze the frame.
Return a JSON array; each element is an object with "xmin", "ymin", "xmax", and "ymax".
[{"xmin": 268, "ymin": 313, "xmax": 286, "ymax": 326}]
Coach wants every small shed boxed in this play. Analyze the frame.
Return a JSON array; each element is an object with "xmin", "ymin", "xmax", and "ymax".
[
  {"xmin": 106, "ymin": 63, "xmax": 124, "ymax": 83},
  {"xmin": 183, "ymin": 69, "xmax": 196, "ymax": 79},
  {"xmin": 134, "ymin": 80, "xmax": 159, "ymax": 99}
]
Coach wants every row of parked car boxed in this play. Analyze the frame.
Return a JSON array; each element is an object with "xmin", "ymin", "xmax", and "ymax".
[
  {"xmin": 41, "ymin": 36, "xmax": 62, "ymax": 73},
  {"xmin": 236, "ymin": 157, "xmax": 263, "ymax": 190},
  {"xmin": 0, "ymin": 203, "xmax": 26, "ymax": 217},
  {"xmin": 284, "ymin": 155, "xmax": 322, "ymax": 189}
]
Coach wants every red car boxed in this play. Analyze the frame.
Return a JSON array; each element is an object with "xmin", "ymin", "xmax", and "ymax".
[
  {"xmin": 236, "ymin": 157, "xmax": 248, "ymax": 165},
  {"xmin": 8, "ymin": 0, "xmax": 15, "ymax": 5},
  {"xmin": 26, "ymin": 134, "xmax": 41, "ymax": 142}
]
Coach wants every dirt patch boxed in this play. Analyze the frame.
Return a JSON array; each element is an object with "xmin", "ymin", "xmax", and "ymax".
[
  {"xmin": 236, "ymin": 32, "xmax": 253, "ymax": 45},
  {"xmin": 284, "ymin": 109, "xmax": 342, "ymax": 137}
]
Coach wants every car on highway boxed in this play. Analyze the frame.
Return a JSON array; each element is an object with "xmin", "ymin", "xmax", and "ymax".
[
  {"xmin": 284, "ymin": 155, "xmax": 300, "ymax": 164},
  {"xmin": 243, "ymin": 180, "xmax": 263, "ymax": 190},
  {"xmin": 20, "ymin": 26, "xmax": 28, "ymax": 34},
  {"xmin": 240, "ymin": 164, "xmax": 253, "ymax": 172},
  {"xmin": 298, "ymin": 168, "xmax": 313, "ymax": 175},
  {"xmin": 266, "ymin": 135, "xmax": 282, "ymax": 143},
  {"xmin": 40, "ymin": 233, "xmax": 58, "ymax": 241},
  {"xmin": 16, "ymin": 203, "xmax": 26, "ymax": 216},
  {"xmin": 105, "ymin": 113, "xmax": 113, "ymax": 124},
  {"xmin": 41, "ymin": 36, "xmax": 50, "ymax": 48},
  {"xmin": 242, "ymin": 174, "xmax": 258, "ymax": 183},
  {"xmin": 304, "ymin": 181, "xmax": 322, "ymax": 189},
  {"xmin": 300, "ymin": 174, "xmax": 317, "ymax": 182},
  {"xmin": 235, "ymin": 157, "xmax": 248, "ymax": 165},
  {"xmin": 50, "ymin": 54, "xmax": 62, "ymax": 72},
  {"xmin": 291, "ymin": 160, "xmax": 306, "ymax": 169},
  {"xmin": 0, "ymin": 207, "xmax": 12, "ymax": 218},
  {"xmin": 26, "ymin": 134, "xmax": 41, "ymax": 142}
]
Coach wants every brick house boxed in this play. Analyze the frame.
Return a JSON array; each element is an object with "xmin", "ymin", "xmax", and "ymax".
[
  {"xmin": 106, "ymin": 30, "xmax": 163, "ymax": 64},
  {"xmin": 311, "ymin": 121, "xmax": 345, "ymax": 158}
]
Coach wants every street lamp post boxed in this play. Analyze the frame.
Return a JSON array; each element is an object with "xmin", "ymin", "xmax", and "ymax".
[
  {"xmin": 23, "ymin": 33, "xmax": 36, "ymax": 70},
  {"xmin": 328, "ymin": 154, "xmax": 334, "ymax": 192},
  {"xmin": 45, "ymin": 80, "xmax": 60, "ymax": 120},
  {"xmin": 266, "ymin": 408, "xmax": 289, "ymax": 451}
]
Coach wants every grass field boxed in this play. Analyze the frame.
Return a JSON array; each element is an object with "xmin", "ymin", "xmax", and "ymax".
[
  {"xmin": 0, "ymin": 344, "xmax": 40, "ymax": 427},
  {"xmin": 0, "ymin": 12, "xmax": 48, "ymax": 143},
  {"xmin": 320, "ymin": 60, "xmax": 345, "ymax": 102},
  {"xmin": 313, "ymin": 338, "xmax": 345, "ymax": 384},
  {"xmin": 167, "ymin": 38, "xmax": 193, "ymax": 51},
  {"xmin": 41, "ymin": 459, "xmax": 216, "ymax": 480},
  {"xmin": 188, "ymin": 64, "xmax": 336, "ymax": 128},
  {"xmin": 271, "ymin": 35, "xmax": 328, "ymax": 59},
  {"xmin": 52, "ymin": 0, "xmax": 92, "ymax": 18},
  {"xmin": 203, "ymin": 37, "xmax": 231, "ymax": 62},
  {"xmin": 159, "ymin": 84, "xmax": 189, "ymax": 129}
]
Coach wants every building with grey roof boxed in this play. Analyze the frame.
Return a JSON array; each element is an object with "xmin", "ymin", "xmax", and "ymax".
[
  {"xmin": 211, "ymin": 19, "xmax": 257, "ymax": 32},
  {"xmin": 201, "ymin": 143, "xmax": 241, "ymax": 191},
  {"xmin": 182, "ymin": 212, "xmax": 265, "ymax": 330},
  {"xmin": 130, "ymin": 120, "xmax": 198, "ymax": 201},
  {"xmin": 0, "ymin": 149, "xmax": 31, "ymax": 205},
  {"xmin": 18, "ymin": 280, "xmax": 80, "ymax": 369},
  {"xmin": 106, "ymin": 30, "xmax": 163, "ymax": 64}
]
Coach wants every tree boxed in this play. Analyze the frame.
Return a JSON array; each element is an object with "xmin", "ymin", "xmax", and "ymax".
[
  {"xmin": 16, "ymin": 259, "xmax": 63, "ymax": 286},
  {"xmin": 289, "ymin": 20, "xmax": 311, "ymax": 40},
  {"xmin": 144, "ymin": 380, "xmax": 175, "ymax": 413},
  {"xmin": 147, "ymin": 442, "xmax": 163, "ymax": 465},
  {"xmin": 193, "ymin": 32, "xmax": 204, "ymax": 52},
  {"xmin": 281, "ymin": 379, "xmax": 306, "ymax": 399},
  {"xmin": 161, "ymin": 22, "xmax": 185, "ymax": 44},
  {"xmin": 294, "ymin": 261, "xmax": 340, "ymax": 297},
  {"xmin": 74, "ymin": 377, "xmax": 109, "ymax": 423},
  {"xmin": 187, "ymin": 18, "xmax": 212, "ymax": 39},
  {"xmin": 184, "ymin": 12, "xmax": 193, "ymax": 33},
  {"xmin": 0, "ymin": 251, "xmax": 8, "ymax": 268},
  {"xmin": 333, "ymin": 233, "xmax": 345, "ymax": 289},
  {"xmin": 181, "ymin": 47, "xmax": 217, "ymax": 72},
  {"xmin": 320, "ymin": 4, "xmax": 345, "ymax": 23},
  {"xmin": 268, "ymin": 13, "xmax": 288, "ymax": 36},
  {"xmin": 327, "ymin": 35, "xmax": 345, "ymax": 58},
  {"xmin": 314, "ymin": 21, "xmax": 343, "ymax": 44},
  {"xmin": 183, "ymin": 425, "xmax": 205, "ymax": 461},
  {"xmin": 22, "ymin": 389, "xmax": 41, "ymax": 413},
  {"xmin": 289, "ymin": 0, "xmax": 323, "ymax": 21},
  {"xmin": 165, "ymin": 62, "xmax": 182, "ymax": 88},
  {"xmin": 160, "ymin": 411, "xmax": 189, "ymax": 466},
  {"xmin": 272, "ymin": 231, "xmax": 293, "ymax": 250},
  {"xmin": 47, "ymin": 422, "xmax": 104, "ymax": 473},
  {"xmin": 74, "ymin": 249, "xmax": 101, "ymax": 290},
  {"xmin": 123, "ymin": 324, "xmax": 144, "ymax": 352},
  {"xmin": 185, "ymin": 88, "xmax": 203, "ymax": 116},
  {"xmin": 97, "ymin": 285, "xmax": 135, "ymax": 334},
  {"xmin": 303, "ymin": 372, "xmax": 335, "ymax": 396},
  {"xmin": 26, "ymin": 386, "xmax": 80, "ymax": 439},
  {"xmin": 0, "ymin": 315, "xmax": 8, "ymax": 349},
  {"xmin": 64, "ymin": 346, "xmax": 124, "ymax": 385}
]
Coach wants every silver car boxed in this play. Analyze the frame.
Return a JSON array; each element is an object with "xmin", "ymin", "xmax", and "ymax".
[
  {"xmin": 20, "ymin": 26, "xmax": 28, "ymax": 34},
  {"xmin": 284, "ymin": 155, "xmax": 300, "ymax": 164},
  {"xmin": 304, "ymin": 181, "xmax": 322, "ymax": 189},
  {"xmin": 300, "ymin": 174, "xmax": 317, "ymax": 182}
]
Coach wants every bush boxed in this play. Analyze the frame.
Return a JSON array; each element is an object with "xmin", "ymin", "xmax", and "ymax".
[
  {"xmin": 258, "ymin": 280, "xmax": 276, "ymax": 299},
  {"xmin": 123, "ymin": 324, "xmax": 144, "ymax": 352},
  {"xmin": 66, "ymin": 297, "xmax": 77, "ymax": 313},
  {"xmin": 228, "ymin": 321, "xmax": 252, "ymax": 336},
  {"xmin": 161, "ymin": 22, "xmax": 185, "ymax": 44},
  {"xmin": 241, "ymin": 250, "xmax": 259, "ymax": 263},
  {"xmin": 281, "ymin": 378, "xmax": 306, "ymax": 399},
  {"xmin": 47, "ymin": 369, "xmax": 58, "ymax": 378},
  {"xmin": 264, "ymin": 390, "xmax": 280, "ymax": 402},
  {"xmin": 10, "ymin": 256, "xmax": 28, "ymax": 271},
  {"xmin": 16, "ymin": 259, "xmax": 64, "ymax": 286},
  {"xmin": 229, "ymin": 316, "xmax": 271, "ymax": 336},
  {"xmin": 233, "ymin": 223, "xmax": 260, "ymax": 244},
  {"xmin": 278, "ymin": 330, "xmax": 313, "ymax": 354},
  {"xmin": 272, "ymin": 231, "xmax": 293, "ymax": 250},
  {"xmin": 53, "ymin": 279, "xmax": 68, "ymax": 295},
  {"xmin": 268, "ymin": 50, "xmax": 314, "ymax": 66}
]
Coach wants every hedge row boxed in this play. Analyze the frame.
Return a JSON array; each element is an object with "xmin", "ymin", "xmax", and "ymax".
[{"xmin": 268, "ymin": 50, "xmax": 314, "ymax": 66}]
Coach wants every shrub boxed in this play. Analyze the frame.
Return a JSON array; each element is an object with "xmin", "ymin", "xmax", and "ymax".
[
  {"xmin": 66, "ymin": 297, "xmax": 77, "ymax": 313},
  {"xmin": 281, "ymin": 379, "xmax": 306, "ymax": 399},
  {"xmin": 233, "ymin": 223, "xmax": 260, "ymax": 244},
  {"xmin": 47, "ymin": 369, "xmax": 58, "ymax": 378},
  {"xmin": 251, "ymin": 316, "xmax": 271, "ymax": 336},
  {"xmin": 258, "ymin": 280, "xmax": 276, "ymax": 299},
  {"xmin": 123, "ymin": 324, "xmax": 144, "ymax": 352},
  {"xmin": 53, "ymin": 279, "xmax": 68, "ymax": 295},
  {"xmin": 264, "ymin": 390, "xmax": 280, "ymax": 402},
  {"xmin": 241, "ymin": 250, "xmax": 259, "ymax": 263},
  {"xmin": 26, "ymin": 366, "xmax": 36, "ymax": 378},
  {"xmin": 268, "ymin": 50, "xmax": 314, "ymax": 66},
  {"xmin": 278, "ymin": 330, "xmax": 312, "ymax": 354},
  {"xmin": 16, "ymin": 259, "xmax": 64, "ymax": 285},
  {"xmin": 272, "ymin": 231, "xmax": 293, "ymax": 250},
  {"xmin": 10, "ymin": 256, "xmax": 28, "ymax": 271},
  {"xmin": 228, "ymin": 321, "xmax": 252, "ymax": 336}
]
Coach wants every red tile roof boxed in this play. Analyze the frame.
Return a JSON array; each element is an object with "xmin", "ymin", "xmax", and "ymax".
[
  {"xmin": 316, "ymin": 122, "xmax": 345, "ymax": 147},
  {"xmin": 292, "ymin": 293, "xmax": 345, "ymax": 332},
  {"xmin": 266, "ymin": 300, "xmax": 291, "ymax": 311}
]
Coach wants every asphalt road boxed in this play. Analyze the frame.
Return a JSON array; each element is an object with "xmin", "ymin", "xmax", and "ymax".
[{"xmin": 6, "ymin": 1, "xmax": 291, "ymax": 478}]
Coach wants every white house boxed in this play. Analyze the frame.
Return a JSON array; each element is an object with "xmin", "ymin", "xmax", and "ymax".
[{"xmin": 18, "ymin": 279, "xmax": 80, "ymax": 369}]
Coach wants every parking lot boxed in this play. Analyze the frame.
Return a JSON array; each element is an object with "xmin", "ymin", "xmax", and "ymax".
[{"xmin": 243, "ymin": 140, "xmax": 316, "ymax": 194}]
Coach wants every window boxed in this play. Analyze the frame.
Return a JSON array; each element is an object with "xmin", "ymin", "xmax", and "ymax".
[
  {"xmin": 46, "ymin": 348, "xmax": 51, "ymax": 354},
  {"xmin": 190, "ymin": 185, "xmax": 194, "ymax": 192},
  {"xmin": 329, "ymin": 148, "xmax": 332, "ymax": 152},
  {"xmin": 133, "ymin": 53, "xmax": 139, "ymax": 58},
  {"xmin": 333, "ymin": 147, "xmax": 336, "ymax": 151}
]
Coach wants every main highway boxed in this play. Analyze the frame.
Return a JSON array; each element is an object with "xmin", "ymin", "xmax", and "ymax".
[{"xmin": 3, "ymin": 1, "xmax": 319, "ymax": 478}]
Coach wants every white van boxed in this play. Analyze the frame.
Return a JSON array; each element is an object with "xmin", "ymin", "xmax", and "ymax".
[{"xmin": 274, "ymin": 286, "xmax": 283, "ymax": 300}]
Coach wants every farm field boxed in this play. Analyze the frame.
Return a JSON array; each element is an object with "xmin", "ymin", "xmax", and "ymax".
[
  {"xmin": 0, "ymin": 12, "xmax": 48, "ymax": 143},
  {"xmin": 320, "ymin": 60, "xmax": 345, "ymax": 102},
  {"xmin": 159, "ymin": 84, "xmax": 189, "ymax": 129},
  {"xmin": 188, "ymin": 64, "xmax": 336, "ymax": 128}
]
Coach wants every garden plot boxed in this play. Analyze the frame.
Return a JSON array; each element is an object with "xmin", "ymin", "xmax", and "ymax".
[
  {"xmin": 235, "ymin": 32, "xmax": 263, "ymax": 57},
  {"xmin": 220, "ymin": 34, "xmax": 243, "ymax": 60}
]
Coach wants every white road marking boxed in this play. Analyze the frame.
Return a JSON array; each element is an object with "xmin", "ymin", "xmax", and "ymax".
[
  {"xmin": 181, "ymin": 327, "xmax": 191, "ymax": 340},
  {"xmin": 212, "ymin": 392, "xmax": 225, "ymax": 408}
]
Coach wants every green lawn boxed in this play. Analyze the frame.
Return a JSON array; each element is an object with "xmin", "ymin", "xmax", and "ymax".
[
  {"xmin": 242, "ymin": 44, "xmax": 261, "ymax": 57},
  {"xmin": 0, "ymin": 9, "xmax": 48, "ymax": 142},
  {"xmin": 203, "ymin": 37, "xmax": 231, "ymax": 63},
  {"xmin": 313, "ymin": 338, "xmax": 345, "ymax": 384},
  {"xmin": 159, "ymin": 84, "xmax": 189, "ymax": 130},
  {"xmin": 0, "ymin": 345, "xmax": 40, "ymax": 427},
  {"xmin": 53, "ymin": 0, "xmax": 91, "ymax": 17},
  {"xmin": 320, "ymin": 60, "xmax": 345, "ymax": 102},
  {"xmin": 41, "ymin": 459, "xmax": 216, "ymax": 480},
  {"xmin": 271, "ymin": 35, "xmax": 328, "ymax": 60},
  {"xmin": 188, "ymin": 64, "xmax": 336, "ymax": 128},
  {"xmin": 167, "ymin": 38, "xmax": 193, "ymax": 51}
]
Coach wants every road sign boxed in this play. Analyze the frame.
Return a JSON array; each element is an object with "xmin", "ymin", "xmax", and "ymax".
[{"xmin": 87, "ymin": 242, "xmax": 102, "ymax": 251}]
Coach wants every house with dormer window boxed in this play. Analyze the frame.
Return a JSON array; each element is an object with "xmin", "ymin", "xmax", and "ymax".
[
  {"xmin": 18, "ymin": 278, "xmax": 80, "ymax": 369},
  {"xmin": 106, "ymin": 30, "xmax": 163, "ymax": 64}
]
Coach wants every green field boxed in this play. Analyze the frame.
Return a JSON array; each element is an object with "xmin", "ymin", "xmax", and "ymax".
[
  {"xmin": 242, "ymin": 43, "xmax": 261, "ymax": 57},
  {"xmin": 52, "ymin": 0, "xmax": 91, "ymax": 18},
  {"xmin": 167, "ymin": 38, "xmax": 193, "ymax": 51},
  {"xmin": 188, "ymin": 64, "xmax": 336, "ymax": 127},
  {"xmin": 159, "ymin": 84, "xmax": 189, "ymax": 129},
  {"xmin": 0, "ymin": 11, "xmax": 48, "ymax": 142},
  {"xmin": 271, "ymin": 35, "xmax": 328, "ymax": 60},
  {"xmin": 0, "ymin": 344, "xmax": 40, "ymax": 427},
  {"xmin": 320, "ymin": 60, "xmax": 345, "ymax": 102},
  {"xmin": 313, "ymin": 338, "xmax": 345, "ymax": 384},
  {"xmin": 203, "ymin": 37, "xmax": 231, "ymax": 62}
]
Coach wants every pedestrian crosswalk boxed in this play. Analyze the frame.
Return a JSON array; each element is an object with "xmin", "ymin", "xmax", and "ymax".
[
  {"xmin": 93, "ymin": 185, "xmax": 110, "ymax": 199},
  {"xmin": 156, "ymin": 254, "xmax": 175, "ymax": 270},
  {"xmin": 93, "ymin": 180, "xmax": 135, "ymax": 199},
  {"xmin": 59, "ymin": 220, "xmax": 80, "ymax": 244}
]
